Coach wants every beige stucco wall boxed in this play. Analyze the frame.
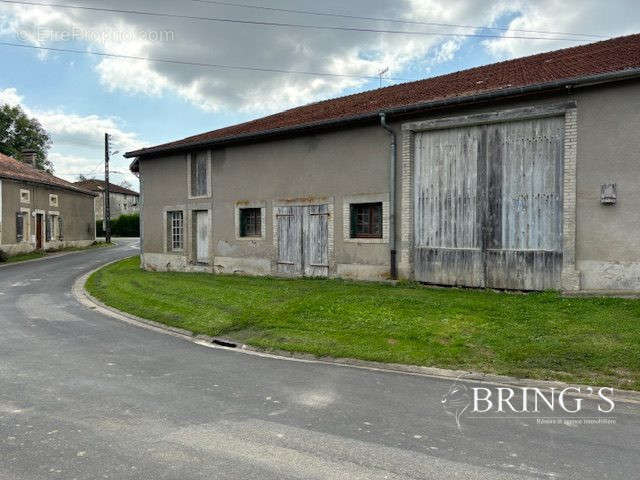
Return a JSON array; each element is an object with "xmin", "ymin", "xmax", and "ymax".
[
  {"xmin": 140, "ymin": 129, "xmax": 392, "ymax": 278},
  {"xmin": 573, "ymin": 81, "xmax": 640, "ymax": 290},
  {"xmin": 0, "ymin": 178, "xmax": 96, "ymax": 255},
  {"xmin": 138, "ymin": 79, "xmax": 640, "ymax": 290}
]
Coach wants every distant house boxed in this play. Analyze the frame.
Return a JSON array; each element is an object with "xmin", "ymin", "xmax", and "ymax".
[
  {"xmin": 74, "ymin": 179, "xmax": 139, "ymax": 221},
  {"xmin": 126, "ymin": 34, "xmax": 640, "ymax": 292},
  {"xmin": 0, "ymin": 152, "xmax": 96, "ymax": 255}
]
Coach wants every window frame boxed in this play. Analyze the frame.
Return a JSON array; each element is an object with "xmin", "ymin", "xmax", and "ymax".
[
  {"xmin": 239, "ymin": 208, "xmax": 262, "ymax": 238},
  {"xmin": 17, "ymin": 208, "xmax": 30, "ymax": 243},
  {"xmin": 167, "ymin": 210, "xmax": 185, "ymax": 252},
  {"xmin": 350, "ymin": 202, "xmax": 383, "ymax": 239},
  {"xmin": 235, "ymin": 202, "xmax": 266, "ymax": 241},
  {"xmin": 49, "ymin": 193, "xmax": 59, "ymax": 207},
  {"xmin": 20, "ymin": 189, "xmax": 30, "ymax": 204},
  {"xmin": 343, "ymin": 195, "xmax": 388, "ymax": 244},
  {"xmin": 188, "ymin": 151, "xmax": 211, "ymax": 199}
]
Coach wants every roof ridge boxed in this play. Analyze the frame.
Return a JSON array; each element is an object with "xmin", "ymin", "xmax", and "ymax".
[
  {"xmin": 128, "ymin": 32, "xmax": 640, "ymax": 158},
  {"xmin": 0, "ymin": 152, "xmax": 95, "ymax": 195}
]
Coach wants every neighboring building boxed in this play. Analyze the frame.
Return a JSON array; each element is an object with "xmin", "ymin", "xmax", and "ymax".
[
  {"xmin": 0, "ymin": 152, "xmax": 96, "ymax": 255},
  {"xmin": 126, "ymin": 34, "xmax": 640, "ymax": 292},
  {"xmin": 74, "ymin": 179, "xmax": 139, "ymax": 221}
]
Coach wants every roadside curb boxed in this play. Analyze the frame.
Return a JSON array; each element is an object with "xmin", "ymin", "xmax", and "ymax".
[{"xmin": 73, "ymin": 259, "xmax": 640, "ymax": 405}]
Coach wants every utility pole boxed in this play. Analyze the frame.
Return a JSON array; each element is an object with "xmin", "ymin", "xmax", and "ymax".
[{"xmin": 104, "ymin": 133, "xmax": 111, "ymax": 244}]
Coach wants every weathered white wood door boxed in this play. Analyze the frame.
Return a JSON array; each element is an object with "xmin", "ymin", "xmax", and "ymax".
[
  {"xmin": 195, "ymin": 210, "xmax": 209, "ymax": 264},
  {"xmin": 276, "ymin": 205, "xmax": 329, "ymax": 277},
  {"xmin": 303, "ymin": 204, "xmax": 330, "ymax": 277},
  {"xmin": 414, "ymin": 126, "xmax": 484, "ymax": 287},
  {"xmin": 276, "ymin": 206, "xmax": 304, "ymax": 275},
  {"xmin": 414, "ymin": 116, "xmax": 564, "ymax": 290}
]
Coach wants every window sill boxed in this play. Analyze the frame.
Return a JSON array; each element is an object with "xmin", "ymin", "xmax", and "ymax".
[
  {"xmin": 344, "ymin": 237, "xmax": 388, "ymax": 244},
  {"xmin": 236, "ymin": 236, "xmax": 265, "ymax": 242}
]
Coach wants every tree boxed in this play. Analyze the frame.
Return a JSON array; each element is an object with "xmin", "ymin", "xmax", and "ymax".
[
  {"xmin": 77, "ymin": 174, "xmax": 88, "ymax": 182},
  {"xmin": 0, "ymin": 103, "xmax": 52, "ymax": 171}
]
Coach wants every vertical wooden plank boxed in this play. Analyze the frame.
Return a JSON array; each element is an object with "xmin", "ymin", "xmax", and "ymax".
[
  {"xmin": 276, "ymin": 206, "xmax": 303, "ymax": 275},
  {"xmin": 303, "ymin": 204, "xmax": 329, "ymax": 277}
]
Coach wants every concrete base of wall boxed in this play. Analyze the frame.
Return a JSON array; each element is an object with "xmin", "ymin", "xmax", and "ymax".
[
  {"xmin": 141, "ymin": 253, "xmax": 189, "ymax": 272},
  {"xmin": 213, "ymin": 256, "xmax": 272, "ymax": 276},
  {"xmin": 578, "ymin": 260, "xmax": 640, "ymax": 290},
  {"xmin": 139, "ymin": 252, "xmax": 640, "ymax": 292},
  {"xmin": 336, "ymin": 263, "xmax": 391, "ymax": 281}
]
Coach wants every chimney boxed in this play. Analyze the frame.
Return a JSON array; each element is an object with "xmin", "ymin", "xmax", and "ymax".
[{"xmin": 21, "ymin": 149, "xmax": 37, "ymax": 168}]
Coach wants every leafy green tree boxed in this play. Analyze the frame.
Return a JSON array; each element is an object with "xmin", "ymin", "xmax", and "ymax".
[{"xmin": 0, "ymin": 103, "xmax": 52, "ymax": 171}]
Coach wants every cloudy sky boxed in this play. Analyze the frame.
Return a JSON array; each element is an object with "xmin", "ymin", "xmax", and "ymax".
[{"xmin": 0, "ymin": 0, "xmax": 638, "ymax": 188}]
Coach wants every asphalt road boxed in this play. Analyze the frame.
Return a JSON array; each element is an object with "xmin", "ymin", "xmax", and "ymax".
[{"xmin": 0, "ymin": 239, "xmax": 638, "ymax": 479}]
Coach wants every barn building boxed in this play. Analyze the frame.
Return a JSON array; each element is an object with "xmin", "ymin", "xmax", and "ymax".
[{"xmin": 126, "ymin": 34, "xmax": 640, "ymax": 292}]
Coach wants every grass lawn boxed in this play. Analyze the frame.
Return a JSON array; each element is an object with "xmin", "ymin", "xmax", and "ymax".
[
  {"xmin": 2, "ymin": 242, "xmax": 112, "ymax": 264},
  {"xmin": 87, "ymin": 256, "xmax": 640, "ymax": 391}
]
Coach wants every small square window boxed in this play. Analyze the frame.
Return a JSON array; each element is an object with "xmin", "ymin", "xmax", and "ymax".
[
  {"xmin": 350, "ymin": 202, "xmax": 382, "ymax": 239},
  {"xmin": 167, "ymin": 211, "xmax": 184, "ymax": 251},
  {"xmin": 239, "ymin": 208, "xmax": 262, "ymax": 237},
  {"xmin": 20, "ymin": 189, "xmax": 30, "ymax": 204},
  {"xmin": 49, "ymin": 194, "xmax": 59, "ymax": 207}
]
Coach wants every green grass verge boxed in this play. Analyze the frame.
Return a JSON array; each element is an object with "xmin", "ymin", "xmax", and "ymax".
[
  {"xmin": 6, "ymin": 251, "xmax": 47, "ymax": 263},
  {"xmin": 3, "ymin": 242, "xmax": 112, "ymax": 264},
  {"xmin": 87, "ymin": 256, "xmax": 640, "ymax": 390}
]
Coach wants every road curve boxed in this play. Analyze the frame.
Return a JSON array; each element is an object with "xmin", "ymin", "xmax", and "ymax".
[{"xmin": 0, "ymin": 239, "xmax": 638, "ymax": 479}]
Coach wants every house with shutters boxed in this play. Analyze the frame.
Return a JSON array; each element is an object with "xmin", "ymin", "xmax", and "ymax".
[
  {"xmin": 126, "ymin": 34, "xmax": 640, "ymax": 293},
  {"xmin": 73, "ymin": 179, "xmax": 140, "ymax": 221},
  {"xmin": 0, "ymin": 152, "xmax": 96, "ymax": 256}
]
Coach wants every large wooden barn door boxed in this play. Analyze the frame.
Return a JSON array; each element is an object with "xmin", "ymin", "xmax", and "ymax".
[
  {"xmin": 414, "ymin": 116, "xmax": 564, "ymax": 290},
  {"xmin": 414, "ymin": 126, "xmax": 485, "ymax": 287},
  {"xmin": 484, "ymin": 118, "xmax": 564, "ymax": 290},
  {"xmin": 276, "ymin": 204, "xmax": 329, "ymax": 277}
]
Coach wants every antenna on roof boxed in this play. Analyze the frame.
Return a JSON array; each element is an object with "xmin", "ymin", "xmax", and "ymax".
[{"xmin": 377, "ymin": 67, "xmax": 389, "ymax": 88}]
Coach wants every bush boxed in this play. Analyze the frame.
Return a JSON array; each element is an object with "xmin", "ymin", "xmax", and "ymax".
[
  {"xmin": 0, "ymin": 249, "xmax": 8, "ymax": 263},
  {"xmin": 97, "ymin": 213, "xmax": 140, "ymax": 237}
]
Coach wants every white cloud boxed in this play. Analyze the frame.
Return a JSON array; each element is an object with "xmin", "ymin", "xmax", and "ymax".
[
  {"xmin": 483, "ymin": 0, "xmax": 640, "ymax": 59},
  {"xmin": 0, "ymin": 0, "xmax": 504, "ymax": 113},
  {"xmin": 1, "ymin": 1, "xmax": 637, "ymax": 116},
  {"xmin": 0, "ymin": 87, "xmax": 23, "ymax": 106},
  {"xmin": 0, "ymin": 87, "xmax": 143, "ymax": 186}
]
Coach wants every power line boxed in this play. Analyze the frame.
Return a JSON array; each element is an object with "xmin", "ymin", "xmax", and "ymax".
[
  {"xmin": 0, "ymin": 40, "xmax": 415, "ymax": 80},
  {"xmin": 0, "ymin": 0, "xmax": 591, "ymax": 42},
  {"xmin": 186, "ymin": 0, "xmax": 605, "ymax": 39}
]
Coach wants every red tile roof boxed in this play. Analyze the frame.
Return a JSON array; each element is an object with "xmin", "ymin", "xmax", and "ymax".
[
  {"xmin": 0, "ymin": 153, "xmax": 95, "ymax": 196},
  {"xmin": 127, "ymin": 33, "xmax": 640, "ymax": 159},
  {"xmin": 74, "ymin": 179, "xmax": 139, "ymax": 196}
]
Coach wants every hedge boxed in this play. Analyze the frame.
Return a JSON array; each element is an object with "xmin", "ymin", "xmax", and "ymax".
[{"xmin": 97, "ymin": 213, "xmax": 140, "ymax": 237}]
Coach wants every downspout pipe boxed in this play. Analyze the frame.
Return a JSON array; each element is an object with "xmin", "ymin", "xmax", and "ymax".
[{"xmin": 379, "ymin": 112, "xmax": 397, "ymax": 280}]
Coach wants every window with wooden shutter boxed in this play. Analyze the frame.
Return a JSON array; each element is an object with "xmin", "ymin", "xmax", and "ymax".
[
  {"xmin": 58, "ymin": 217, "xmax": 64, "ymax": 240},
  {"xmin": 16, "ymin": 213, "xmax": 24, "ymax": 242},
  {"xmin": 45, "ymin": 215, "xmax": 52, "ymax": 242},
  {"xmin": 239, "ymin": 208, "xmax": 262, "ymax": 237},
  {"xmin": 190, "ymin": 152, "xmax": 208, "ymax": 197},
  {"xmin": 350, "ymin": 203, "xmax": 383, "ymax": 239}
]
